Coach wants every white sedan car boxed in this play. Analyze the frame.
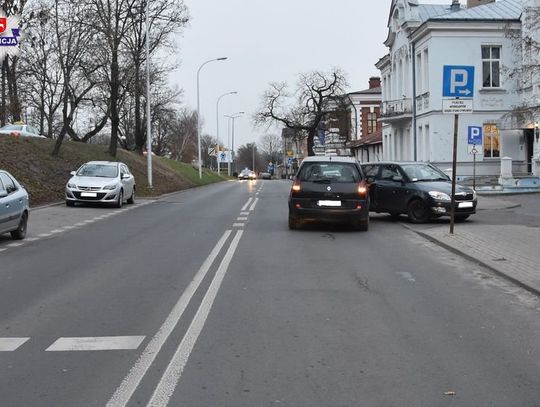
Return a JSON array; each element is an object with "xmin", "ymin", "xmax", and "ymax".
[
  {"xmin": 0, "ymin": 124, "xmax": 46, "ymax": 138},
  {"xmin": 65, "ymin": 161, "xmax": 136, "ymax": 208}
]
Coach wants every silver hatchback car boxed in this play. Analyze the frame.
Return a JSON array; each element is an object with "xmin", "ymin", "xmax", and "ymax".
[
  {"xmin": 65, "ymin": 161, "xmax": 136, "ymax": 208},
  {"xmin": 0, "ymin": 170, "xmax": 29, "ymax": 240}
]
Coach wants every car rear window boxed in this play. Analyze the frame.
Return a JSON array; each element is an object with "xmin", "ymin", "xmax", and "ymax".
[{"xmin": 298, "ymin": 162, "xmax": 362, "ymax": 183}]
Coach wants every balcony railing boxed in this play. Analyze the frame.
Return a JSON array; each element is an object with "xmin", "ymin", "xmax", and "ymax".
[
  {"xmin": 381, "ymin": 98, "xmax": 412, "ymax": 118},
  {"xmin": 416, "ymin": 92, "xmax": 430, "ymax": 113}
]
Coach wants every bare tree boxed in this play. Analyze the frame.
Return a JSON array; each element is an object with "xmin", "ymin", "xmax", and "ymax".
[
  {"xmin": 254, "ymin": 68, "xmax": 348, "ymax": 156},
  {"xmin": 236, "ymin": 143, "xmax": 263, "ymax": 172},
  {"xmin": 259, "ymin": 133, "xmax": 282, "ymax": 165}
]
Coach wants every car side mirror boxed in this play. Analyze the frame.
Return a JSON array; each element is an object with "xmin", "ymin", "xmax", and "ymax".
[
  {"xmin": 0, "ymin": 190, "xmax": 7, "ymax": 198},
  {"xmin": 121, "ymin": 173, "xmax": 130, "ymax": 179},
  {"xmin": 70, "ymin": 171, "xmax": 76, "ymax": 176}
]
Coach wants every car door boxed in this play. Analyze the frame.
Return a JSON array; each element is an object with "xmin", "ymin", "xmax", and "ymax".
[
  {"xmin": 120, "ymin": 165, "xmax": 133, "ymax": 197},
  {"xmin": 362, "ymin": 164, "xmax": 381, "ymax": 210},
  {"xmin": 374, "ymin": 164, "xmax": 410, "ymax": 213},
  {"xmin": 0, "ymin": 172, "xmax": 21, "ymax": 232}
]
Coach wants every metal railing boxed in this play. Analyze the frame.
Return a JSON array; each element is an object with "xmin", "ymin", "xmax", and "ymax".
[{"xmin": 381, "ymin": 98, "xmax": 413, "ymax": 118}]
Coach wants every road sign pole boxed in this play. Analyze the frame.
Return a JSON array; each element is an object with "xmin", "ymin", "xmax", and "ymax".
[
  {"xmin": 473, "ymin": 145, "xmax": 477, "ymax": 191},
  {"xmin": 450, "ymin": 113, "xmax": 459, "ymax": 234}
]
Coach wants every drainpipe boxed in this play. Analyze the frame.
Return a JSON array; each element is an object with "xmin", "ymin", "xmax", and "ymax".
[{"xmin": 411, "ymin": 42, "xmax": 418, "ymax": 161}]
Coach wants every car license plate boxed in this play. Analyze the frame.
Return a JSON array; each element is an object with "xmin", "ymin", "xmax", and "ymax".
[
  {"xmin": 458, "ymin": 201, "xmax": 473, "ymax": 208},
  {"xmin": 81, "ymin": 192, "xmax": 97, "ymax": 197},
  {"xmin": 318, "ymin": 200, "xmax": 341, "ymax": 207}
]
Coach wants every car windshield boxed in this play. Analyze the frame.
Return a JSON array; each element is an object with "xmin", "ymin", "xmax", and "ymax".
[
  {"xmin": 77, "ymin": 164, "xmax": 118, "ymax": 178},
  {"xmin": 2, "ymin": 125, "xmax": 23, "ymax": 131},
  {"xmin": 401, "ymin": 164, "xmax": 449, "ymax": 182},
  {"xmin": 299, "ymin": 162, "xmax": 361, "ymax": 183}
]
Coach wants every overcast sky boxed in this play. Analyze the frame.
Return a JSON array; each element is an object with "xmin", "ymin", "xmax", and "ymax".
[{"xmin": 171, "ymin": 0, "xmax": 465, "ymax": 150}]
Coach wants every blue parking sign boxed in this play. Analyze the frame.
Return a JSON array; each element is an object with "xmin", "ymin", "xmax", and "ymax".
[
  {"xmin": 443, "ymin": 66, "xmax": 475, "ymax": 98},
  {"xmin": 468, "ymin": 126, "xmax": 482, "ymax": 145}
]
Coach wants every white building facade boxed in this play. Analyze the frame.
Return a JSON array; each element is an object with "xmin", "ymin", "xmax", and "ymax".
[{"xmin": 378, "ymin": 0, "xmax": 540, "ymax": 177}]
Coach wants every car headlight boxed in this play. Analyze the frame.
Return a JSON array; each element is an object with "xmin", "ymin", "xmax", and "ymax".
[
  {"xmin": 103, "ymin": 184, "xmax": 117, "ymax": 190},
  {"xmin": 67, "ymin": 183, "xmax": 77, "ymax": 189},
  {"xmin": 429, "ymin": 191, "xmax": 451, "ymax": 201}
]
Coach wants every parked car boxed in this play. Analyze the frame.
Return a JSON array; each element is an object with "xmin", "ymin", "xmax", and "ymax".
[
  {"xmin": 0, "ymin": 170, "xmax": 29, "ymax": 240},
  {"xmin": 288, "ymin": 156, "xmax": 370, "ymax": 231},
  {"xmin": 238, "ymin": 169, "xmax": 256, "ymax": 180},
  {"xmin": 0, "ymin": 123, "xmax": 46, "ymax": 138},
  {"xmin": 361, "ymin": 162, "xmax": 477, "ymax": 223},
  {"xmin": 259, "ymin": 172, "xmax": 272, "ymax": 180},
  {"xmin": 65, "ymin": 161, "xmax": 136, "ymax": 208}
]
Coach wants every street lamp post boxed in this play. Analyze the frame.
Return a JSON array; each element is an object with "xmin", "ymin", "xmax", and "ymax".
[
  {"xmin": 197, "ymin": 57, "xmax": 228, "ymax": 179},
  {"xmin": 225, "ymin": 112, "xmax": 244, "ymax": 176},
  {"xmin": 145, "ymin": 0, "xmax": 152, "ymax": 188},
  {"xmin": 216, "ymin": 91, "xmax": 237, "ymax": 174}
]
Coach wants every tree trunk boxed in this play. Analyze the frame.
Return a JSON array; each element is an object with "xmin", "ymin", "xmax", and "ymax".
[
  {"xmin": 108, "ymin": 49, "xmax": 120, "ymax": 157},
  {"xmin": 1, "ymin": 60, "xmax": 6, "ymax": 126},
  {"xmin": 52, "ymin": 87, "xmax": 70, "ymax": 156},
  {"xmin": 307, "ymin": 128, "xmax": 316, "ymax": 156},
  {"xmin": 6, "ymin": 57, "xmax": 21, "ymax": 122}
]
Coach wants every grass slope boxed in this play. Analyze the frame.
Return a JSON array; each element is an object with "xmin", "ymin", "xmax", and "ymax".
[{"xmin": 0, "ymin": 136, "xmax": 229, "ymax": 206}]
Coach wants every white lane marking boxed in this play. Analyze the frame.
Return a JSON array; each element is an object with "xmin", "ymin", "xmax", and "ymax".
[
  {"xmin": 237, "ymin": 217, "xmax": 248, "ymax": 221},
  {"xmin": 38, "ymin": 233, "xmax": 52, "ymax": 238},
  {"xmin": 240, "ymin": 212, "xmax": 249, "ymax": 216},
  {"xmin": 25, "ymin": 237, "xmax": 40, "ymax": 242},
  {"xmin": 74, "ymin": 223, "xmax": 86, "ymax": 227},
  {"xmin": 46, "ymin": 336, "xmax": 145, "ymax": 351},
  {"xmin": 249, "ymin": 198, "xmax": 259, "ymax": 211},
  {"xmin": 147, "ymin": 231, "xmax": 244, "ymax": 407},
  {"xmin": 50, "ymin": 229, "xmax": 64, "ymax": 234},
  {"xmin": 241, "ymin": 197, "xmax": 253, "ymax": 212},
  {"xmin": 0, "ymin": 337, "xmax": 30, "ymax": 351},
  {"xmin": 232, "ymin": 223, "xmax": 244, "ymax": 228},
  {"xmin": 255, "ymin": 192, "xmax": 259, "ymax": 195},
  {"xmin": 62, "ymin": 226, "xmax": 75, "ymax": 230},
  {"xmin": 84, "ymin": 220, "xmax": 95, "ymax": 223},
  {"xmin": 107, "ymin": 230, "xmax": 232, "ymax": 407},
  {"xmin": 396, "ymin": 272, "xmax": 416, "ymax": 283},
  {"xmin": 7, "ymin": 243, "xmax": 24, "ymax": 247},
  {"xmin": 0, "ymin": 248, "xmax": 7, "ymax": 253}
]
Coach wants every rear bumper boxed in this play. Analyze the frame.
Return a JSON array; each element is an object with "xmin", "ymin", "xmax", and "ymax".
[{"xmin": 289, "ymin": 198, "xmax": 369, "ymax": 222}]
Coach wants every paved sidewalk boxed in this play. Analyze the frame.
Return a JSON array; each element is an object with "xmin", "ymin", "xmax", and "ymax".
[{"xmin": 410, "ymin": 196, "xmax": 540, "ymax": 295}]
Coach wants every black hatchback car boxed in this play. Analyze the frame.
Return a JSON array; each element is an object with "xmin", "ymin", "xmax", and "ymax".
[
  {"xmin": 288, "ymin": 156, "xmax": 370, "ymax": 230},
  {"xmin": 361, "ymin": 162, "xmax": 477, "ymax": 223}
]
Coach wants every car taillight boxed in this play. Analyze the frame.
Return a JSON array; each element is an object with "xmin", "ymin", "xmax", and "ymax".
[
  {"xmin": 292, "ymin": 182, "xmax": 301, "ymax": 193},
  {"xmin": 358, "ymin": 181, "xmax": 368, "ymax": 198}
]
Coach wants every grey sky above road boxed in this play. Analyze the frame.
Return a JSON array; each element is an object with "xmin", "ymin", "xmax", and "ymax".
[{"xmin": 171, "ymin": 0, "xmax": 464, "ymax": 151}]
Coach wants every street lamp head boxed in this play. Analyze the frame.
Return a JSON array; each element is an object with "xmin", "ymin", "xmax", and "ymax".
[{"xmin": 217, "ymin": 57, "xmax": 228, "ymax": 61}]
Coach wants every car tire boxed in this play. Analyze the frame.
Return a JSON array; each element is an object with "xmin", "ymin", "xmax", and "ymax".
[
  {"xmin": 127, "ymin": 187, "xmax": 135, "ymax": 204},
  {"xmin": 455, "ymin": 214, "xmax": 470, "ymax": 222},
  {"xmin": 11, "ymin": 212, "xmax": 27, "ymax": 240},
  {"xmin": 355, "ymin": 217, "xmax": 369, "ymax": 232},
  {"xmin": 407, "ymin": 199, "xmax": 430, "ymax": 223},
  {"xmin": 66, "ymin": 200, "xmax": 75, "ymax": 207},
  {"xmin": 116, "ymin": 190, "xmax": 123, "ymax": 208},
  {"xmin": 288, "ymin": 214, "xmax": 300, "ymax": 230}
]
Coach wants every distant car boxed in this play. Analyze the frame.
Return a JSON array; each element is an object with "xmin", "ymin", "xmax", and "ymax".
[
  {"xmin": 65, "ymin": 161, "xmax": 136, "ymax": 208},
  {"xmin": 0, "ymin": 124, "xmax": 46, "ymax": 138},
  {"xmin": 288, "ymin": 156, "xmax": 370, "ymax": 231},
  {"xmin": 361, "ymin": 161, "xmax": 477, "ymax": 223},
  {"xmin": 238, "ymin": 169, "xmax": 256, "ymax": 180},
  {"xmin": 259, "ymin": 172, "xmax": 272, "ymax": 180},
  {"xmin": 0, "ymin": 170, "xmax": 29, "ymax": 240}
]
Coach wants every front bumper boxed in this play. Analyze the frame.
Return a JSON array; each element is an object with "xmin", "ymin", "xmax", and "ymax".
[
  {"xmin": 430, "ymin": 199, "xmax": 477, "ymax": 217},
  {"xmin": 65, "ymin": 187, "xmax": 120, "ymax": 203}
]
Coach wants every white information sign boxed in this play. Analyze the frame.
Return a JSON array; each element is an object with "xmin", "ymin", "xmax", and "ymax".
[{"xmin": 442, "ymin": 99, "xmax": 473, "ymax": 114}]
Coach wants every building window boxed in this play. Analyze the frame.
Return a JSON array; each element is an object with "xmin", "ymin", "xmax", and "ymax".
[
  {"xmin": 367, "ymin": 112, "xmax": 377, "ymax": 134},
  {"xmin": 482, "ymin": 46, "xmax": 501, "ymax": 88},
  {"xmin": 483, "ymin": 123, "xmax": 500, "ymax": 158}
]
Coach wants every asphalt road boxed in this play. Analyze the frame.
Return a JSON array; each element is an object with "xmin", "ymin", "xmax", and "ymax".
[{"xmin": 1, "ymin": 180, "xmax": 539, "ymax": 406}]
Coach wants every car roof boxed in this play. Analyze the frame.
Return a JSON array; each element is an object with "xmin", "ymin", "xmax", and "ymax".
[
  {"xmin": 360, "ymin": 161, "xmax": 428, "ymax": 166},
  {"xmin": 85, "ymin": 161, "xmax": 124, "ymax": 166},
  {"xmin": 301, "ymin": 156, "xmax": 358, "ymax": 164}
]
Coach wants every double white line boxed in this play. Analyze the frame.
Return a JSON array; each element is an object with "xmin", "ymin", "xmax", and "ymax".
[{"xmin": 107, "ymin": 230, "xmax": 244, "ymax": 407}]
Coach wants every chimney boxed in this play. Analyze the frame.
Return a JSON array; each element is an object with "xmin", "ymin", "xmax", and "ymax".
[
  {"xmin": 369, "ymin": 77, "xmax": 381, "ymax": 89},
  {"xmin": 451, "ymin": 0, "xmax": 461, "ymax": 11},
  {"xmin": 467, "ymin": 0, "xmax": 495, "ymax": 8}
]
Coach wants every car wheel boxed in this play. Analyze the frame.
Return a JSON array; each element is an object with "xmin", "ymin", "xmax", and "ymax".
[
  {"xmin": 116, "ymin": 190, "xmax": 124, "ymax": 208},
  {"xmin": 455, "ymin": 214, "xmax": 470, "ymax": 222},
  {"xmin": 407, "ymin": 199, "xmax": 430, "ymax": 223},
  {"xmin": 354, "ymin": 217, "xmax": 369, "ymax": 232},
  {"xmin": 288, "ymin": 214, "xmax": 300, "ymax": 230},
  {"xmin": 66, "ymin": 200, "xmax": 75, "ymax": 207},
  {"xmin": 127, "ymin": 187, "xmax": 135, "ymax": 204},
  {"xmin": 11, "ymin": 212, "xmax": 27, "ymax": 240}
]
